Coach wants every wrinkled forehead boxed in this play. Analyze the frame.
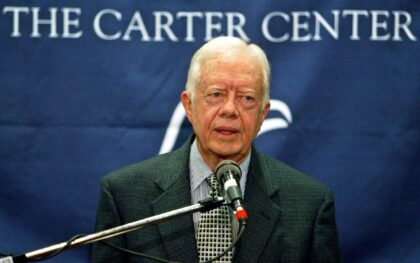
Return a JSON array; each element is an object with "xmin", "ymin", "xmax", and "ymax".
[{"xmin": 199, "ymin": 50, "xmax": 264, "ymax": 84}]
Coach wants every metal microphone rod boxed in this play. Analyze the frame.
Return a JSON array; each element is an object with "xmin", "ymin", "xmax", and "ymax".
[{"xmin": 13, "ymin": 196, "xmax": 225, "ymax": 262}]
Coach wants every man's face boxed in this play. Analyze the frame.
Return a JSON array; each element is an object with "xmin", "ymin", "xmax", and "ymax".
[{"xmin": 182, "ymin": 52, "xmax": 270, "ymax": 168}]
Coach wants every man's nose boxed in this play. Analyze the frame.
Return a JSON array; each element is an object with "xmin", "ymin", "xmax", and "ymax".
[{"xmin": 219, "ymin": 93, "xmax": 238, "ymax": 118}]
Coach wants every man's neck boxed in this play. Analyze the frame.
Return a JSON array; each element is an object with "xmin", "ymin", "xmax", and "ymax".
[{"xmin": 196, "ymin": 142, "xmax": 250, "ymax": 171}]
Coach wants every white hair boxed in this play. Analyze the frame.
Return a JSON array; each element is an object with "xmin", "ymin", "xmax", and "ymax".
[{"xmin": 185, "ymin": 36, "xmax": 271, "ymax": 107}]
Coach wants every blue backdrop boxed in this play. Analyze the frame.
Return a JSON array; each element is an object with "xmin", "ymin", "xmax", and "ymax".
[{"xmin": 0, "ymin": 1, "xmax": 419, "ymax": 262}]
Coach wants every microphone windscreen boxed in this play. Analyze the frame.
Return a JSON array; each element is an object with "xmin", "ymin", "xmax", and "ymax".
[{"xmin": 215, "ymin": 160, "xmax": 242, "ymax": 183}]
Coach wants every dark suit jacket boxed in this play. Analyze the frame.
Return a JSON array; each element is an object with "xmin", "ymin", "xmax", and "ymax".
[{"xmin": 91, "ymin": 137, "xmax": 341, "ymax": 262}]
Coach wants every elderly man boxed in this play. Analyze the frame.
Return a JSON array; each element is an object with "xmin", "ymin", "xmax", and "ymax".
[{"xmin": 92, "ymin": 37, "xmax": 341, "ymax": 262}]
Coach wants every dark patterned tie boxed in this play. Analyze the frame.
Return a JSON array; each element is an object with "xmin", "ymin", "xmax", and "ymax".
[{"xmin": 197, "ymin": 174, "xmax": 233, "ymax": 262}]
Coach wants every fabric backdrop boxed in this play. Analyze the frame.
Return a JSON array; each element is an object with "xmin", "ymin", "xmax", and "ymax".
[{"xmin": 0, "ymin": 1, "xmax": 418, "ymax": 262}]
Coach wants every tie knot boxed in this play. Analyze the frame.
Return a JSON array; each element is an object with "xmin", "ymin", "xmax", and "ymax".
[{"xmin": 207, "ymin": 173, "xmax": 222, "ymax": 196}]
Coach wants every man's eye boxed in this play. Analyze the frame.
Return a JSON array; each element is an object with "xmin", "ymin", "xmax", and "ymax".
[
  {"xmin": 205, "ymin": 91, "xmax": 224, "ymax": 104},
  {"xmin": 241, "ymin": 95, "xmax": 255, "ymax": 103}
]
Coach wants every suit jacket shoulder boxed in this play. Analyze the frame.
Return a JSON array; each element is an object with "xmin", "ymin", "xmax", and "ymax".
[
  {"xmin": 236, "ymin": 149, "xmax": 340, "ymax": 262},
  {"xmin": 103, "ymin": 142, "xmax": 190, "ymax": 190},
  {"xmin": 93, "ymin": 139, "xmax": 198, "ymax": 263},
  {"xmin": 251, "ymin": 150, "xmax": 332, "ymax": 201}
]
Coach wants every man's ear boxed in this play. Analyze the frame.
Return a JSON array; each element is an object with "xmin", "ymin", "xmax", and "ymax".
[
  {"xmin": 262, "ymin": 102, "xmax": 270, "ymax": 118},
  {"xmin": 257, "ymin": 102, "xmax": 270, "ymax": 130},
  {"xmin": 181, "ymin": 91, "xmax": 193, "ymax": 123}
]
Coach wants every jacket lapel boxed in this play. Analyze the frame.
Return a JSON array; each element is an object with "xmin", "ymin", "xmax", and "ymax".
[
  {"xmin": 235, "ymin": 149, "xmax": 282, "ymax": 263},
  {"xmin": 151, "ymin": 138, "xmax": 198, "ymax": 262}
]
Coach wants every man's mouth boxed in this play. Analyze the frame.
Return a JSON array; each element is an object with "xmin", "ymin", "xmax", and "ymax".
[{"xmin": 215, "ymin": 127, "xmax": 238, "ymax": 135}]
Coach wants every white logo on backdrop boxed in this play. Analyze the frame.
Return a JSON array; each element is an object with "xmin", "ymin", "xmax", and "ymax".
[{"xmin": 159, "ymin": 99, "xmax": 292, "ymax": 154}]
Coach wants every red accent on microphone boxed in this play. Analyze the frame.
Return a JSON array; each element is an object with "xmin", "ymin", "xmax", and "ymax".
[{"xmin": 235, "ymin": 209, "xmax": 249, "ymax": 221}]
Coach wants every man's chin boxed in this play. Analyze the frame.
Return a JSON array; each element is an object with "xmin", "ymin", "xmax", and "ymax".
[{"xmin": 211, "ymin": 147, "xmax": 243, "ymax": 161}]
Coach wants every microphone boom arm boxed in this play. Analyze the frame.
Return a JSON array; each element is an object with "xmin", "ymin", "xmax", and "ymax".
[{"xmin": 5, "ymin": 197, "xmax": 225, "ymax": 263}]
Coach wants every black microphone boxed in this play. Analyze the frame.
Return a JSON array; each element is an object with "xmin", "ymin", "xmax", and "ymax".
[{"xmin": 215, "ymin": 160, "xmax": 248, "ymax": 222}]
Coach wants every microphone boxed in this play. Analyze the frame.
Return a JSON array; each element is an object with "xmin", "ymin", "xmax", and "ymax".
[{"xmin": 215, "ymin": 160, "xmax": 249, "ymax": 222}]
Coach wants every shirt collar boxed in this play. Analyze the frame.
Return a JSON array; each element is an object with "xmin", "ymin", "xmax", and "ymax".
[{"xmin": 189, "ymin": 139, "xmax": 250, "ymax": 192}]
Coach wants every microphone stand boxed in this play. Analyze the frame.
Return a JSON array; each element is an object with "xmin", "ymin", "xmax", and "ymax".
[{"xmin": 1, "ymin": 196, "xmax": 225, "ymax": 263}]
